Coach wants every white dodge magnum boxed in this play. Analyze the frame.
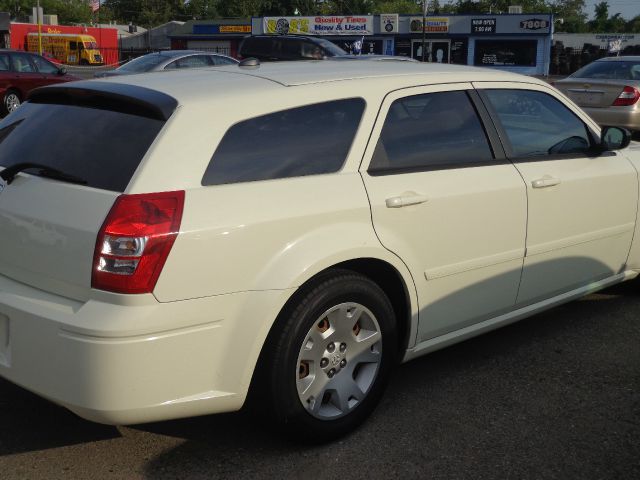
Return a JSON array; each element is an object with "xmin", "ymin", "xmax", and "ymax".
[{"xmin": 0, "ymin": 60, "xmax": 638, "ymax": 440}]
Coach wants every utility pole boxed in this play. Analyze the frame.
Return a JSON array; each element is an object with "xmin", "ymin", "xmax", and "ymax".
[
  {"xmin": 36, "ymin": 0, "xmax": 42, "ymax": 55},
  {"xmin": 422, "ymin": 0, "xmax": 428, "ymax": 62}
]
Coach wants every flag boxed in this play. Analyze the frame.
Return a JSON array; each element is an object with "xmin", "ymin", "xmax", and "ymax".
[
  {"xmin": 90, "ymin": 0, "xmax": 99, "ymax": 12},
  {"xmin": 353, "ymin": 36, "xmax": 364, "ymax": 55},
  {"xmin": 608, "ymin": 39, "xmax": 622, "ymax": 54}
]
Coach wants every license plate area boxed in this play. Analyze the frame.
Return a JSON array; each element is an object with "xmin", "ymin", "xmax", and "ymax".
[{"xmin": 572, "ymin": 91, "xmax": 604, "ymax": 106}]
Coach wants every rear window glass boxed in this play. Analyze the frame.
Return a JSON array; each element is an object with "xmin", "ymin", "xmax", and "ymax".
[
  {"xmin": 0, "ymin": 102, "xmax": 164, "ymax": 192},
  {"xmin": 571, "ymin": 60, "xmax": 640, "ymax": 80},
  {"xmin": 202, "ymin": 98, "xmax": 365, "ymax": 186}
]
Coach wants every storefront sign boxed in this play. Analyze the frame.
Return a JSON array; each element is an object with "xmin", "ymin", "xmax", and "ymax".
[
  {"xmin": 409, "ymin": 17, "xmax": 450, "ymax": 33},
  {"xmin": 263, "ymin": 16, "xmax": 374, "ymax": 36},
  {"xmin": 595, "ymin": 34, "xmax": 635, "ymax": 46},
  {"xmin": 519, "ymin": 18, "xmax": 549, "ymax": 30},
  {"xmin": 193, "ymin": 25, "xmax": 251, "ymax": 34},
  {"xmin": 380, "ymin": 14, "xmax": 398, "ymax": 34},
  {"xmin": 220, "ymin": 25, "xmax": 251, "ymax": 33},
  {"xmin": 471, "ymin": 18, "xmax": 496, "ymax": 34}
]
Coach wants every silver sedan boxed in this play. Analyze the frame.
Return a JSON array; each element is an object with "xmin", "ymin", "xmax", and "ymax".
[
  {"xmin": 555, "ymin": 56, "xmax": 640, "ymax": 135},
  {"xmin": 95, "ymin": 50, "xmax": 238, "ymax": 77}
]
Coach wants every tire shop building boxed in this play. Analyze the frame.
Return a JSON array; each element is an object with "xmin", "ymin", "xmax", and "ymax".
[
  {"xmin": 169, "ymin": 18, "xmax": 252, "ymax": 58},
  {"xmin": 251, "ymin": 13, "xmax": 553, "ymax": 75},
  {"xmin": 171, "ymin": 13, "xmax": 553, "ymax": 76}
]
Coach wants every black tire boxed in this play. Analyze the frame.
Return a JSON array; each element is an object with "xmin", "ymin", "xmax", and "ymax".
[
  {"xmin": 256, "ymin": 269, "xmax": 397, "ymax": 442},
  {"xmin": 1, "ymin": 89, "xmax": 21, "ymax": 116}
]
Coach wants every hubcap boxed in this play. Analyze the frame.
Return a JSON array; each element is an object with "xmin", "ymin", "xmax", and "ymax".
[
  {"xmin": 296, "ymin": 302, "xmax": 382, "ymax": 420},
  {"xmin": 6, "ymin": 94, "xmax": 20, "ymax": 113}
]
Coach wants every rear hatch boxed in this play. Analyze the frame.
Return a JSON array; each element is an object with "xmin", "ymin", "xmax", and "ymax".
[
  {"xmin": 557, "ymin": 77, "xmax": 633, "ymax": 108},
  {"xmin": 0, "ymin": 82, "xmax": 177, "ymax": 301}
]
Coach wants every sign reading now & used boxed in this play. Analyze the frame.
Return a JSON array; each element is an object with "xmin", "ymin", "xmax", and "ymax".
[{"xmin": 264, "ymin": 16, "xmax": 374, "ymax": 36}]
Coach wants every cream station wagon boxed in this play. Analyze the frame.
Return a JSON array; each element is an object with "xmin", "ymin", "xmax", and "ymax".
[{"xmin": 0, "ymin": 60, "xmax": 637, "ymax": 441}]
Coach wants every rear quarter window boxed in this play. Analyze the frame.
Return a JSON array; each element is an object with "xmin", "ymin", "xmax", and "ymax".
[
  {"xmin": 202, "ymin": 98, "xmax": 366, "ymax": 186},
  {"xmin": 240, "ymin": 37, "xmax": 272, "ymax": 57}
]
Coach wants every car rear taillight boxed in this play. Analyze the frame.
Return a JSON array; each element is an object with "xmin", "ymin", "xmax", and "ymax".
[
  {"xmin": 92, "ymin": 191, "xmax": 185, "ymax": 294},
  {"xmin": 612, "ymin": 86, "xmax": 640, "ymax": 106}
]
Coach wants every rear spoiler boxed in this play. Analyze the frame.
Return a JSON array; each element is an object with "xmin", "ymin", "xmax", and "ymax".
[{"xmin": 28, "ymin": 81, "xmax": 178, "ymax": 121}]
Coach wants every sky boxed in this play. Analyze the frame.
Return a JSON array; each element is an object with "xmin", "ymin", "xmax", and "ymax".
[{"xmin": 583, "ymin": 0, "xmax": 639, "ymax": 20}]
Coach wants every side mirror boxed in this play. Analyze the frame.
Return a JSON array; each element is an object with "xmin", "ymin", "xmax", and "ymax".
[
  {"xmin": 600, "ymin": 126, "xmax": 631, "ymax": 151},
  {"xmin": 57, "ymin": 66, "xmax": 67, "ymax": 75}
]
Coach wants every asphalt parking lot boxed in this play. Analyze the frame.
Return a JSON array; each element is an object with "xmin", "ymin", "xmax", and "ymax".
[{"xmin": 0, "ymin": 280, "xmax": 638, "ymax": 479}]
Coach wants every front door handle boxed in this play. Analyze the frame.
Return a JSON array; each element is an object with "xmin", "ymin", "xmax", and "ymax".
[
  {"xmin": 385, "ymin": 193, "xmax": 429, "ymax": 208},
  {"xmin": 531, "ymin": 176, "xmax": 561, "ymax": 189}
]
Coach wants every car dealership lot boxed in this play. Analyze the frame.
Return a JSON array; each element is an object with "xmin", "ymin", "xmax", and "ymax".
[{"xmin": 0, "ymin": 281, "xmax": 638, "ymax": 479}]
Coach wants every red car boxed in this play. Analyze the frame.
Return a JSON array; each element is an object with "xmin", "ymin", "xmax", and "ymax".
[{"xmin": 0, "ymin": 50, "xmax": 80, "ymax": 116}]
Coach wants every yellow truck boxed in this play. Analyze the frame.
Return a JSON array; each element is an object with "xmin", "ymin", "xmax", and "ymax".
[{"xmin": 26, "ymin": 33, "xmax": 103, "ymax": 65}]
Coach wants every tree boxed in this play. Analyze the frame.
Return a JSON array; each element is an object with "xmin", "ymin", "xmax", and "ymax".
[
  {"xmin": 589, "ymin": 0, "xmax": 608, "ymax": 31},
  {"xmin": 182, "ymin": 0, "xmax": 220, "ymax": 20},
  {"xmin": 548, "ymin": 0, "xmax": 588, "ymax": 33},
  {"xmin": 626, "ymin": 15, "xmax": 640, "ymax": 33},
  {"xmin": 372, "ymin": 1, "xmax": 421, "ymax": 15},
  {"xmin": 455, "ymin": 0, "xmax": 549, "ymax": 14},
  {"xmin": 0, "ymin": 0, "xmax": 95, "ymax": 23}
]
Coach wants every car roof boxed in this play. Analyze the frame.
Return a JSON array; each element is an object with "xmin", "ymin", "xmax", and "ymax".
[
  {"xmin": 596, "ymin": 56, "xmax": 640, "ymax": 62},
  {"xmin": 109, "ymin": 60, "xmax": 532, "ymax": 87},
  {"xmin": 149, "ymin": 50, "xmax": 230, "ymax": 58},
  {"xmin": 0, "ymin": 49, "xmax": 36, "ymax": 54},
  {"xmin": 56, "ymin": 61, "xmax": 545, "ymax": 110}
]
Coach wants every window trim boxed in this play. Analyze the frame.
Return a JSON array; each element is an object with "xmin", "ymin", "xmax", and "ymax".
[{"xmin": 366, "ymin": 88, "xmax": 503, "ymax": 177}]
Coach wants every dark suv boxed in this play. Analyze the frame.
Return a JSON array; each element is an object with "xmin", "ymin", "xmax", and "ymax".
[{"xmin": 239, "ymin": 35, "xmax": 347, "ymax": 61}]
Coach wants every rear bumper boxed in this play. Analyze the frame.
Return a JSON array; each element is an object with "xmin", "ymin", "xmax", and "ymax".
[
  {"xmin": 0, "ymin": 274, "xmax": 292, "ymax": 425},
  {"xmin": 582, "ymin": 105, "xmax": 640, "ymax": 132}
]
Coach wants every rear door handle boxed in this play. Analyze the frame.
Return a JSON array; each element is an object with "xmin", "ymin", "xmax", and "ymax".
[
  {"xmin": 385, "ymin": 193, "xmax": 429, "ymax": 208},
  {"xmin": 531, "ymin": 176, "xmax": 561, "ymax": 189}
]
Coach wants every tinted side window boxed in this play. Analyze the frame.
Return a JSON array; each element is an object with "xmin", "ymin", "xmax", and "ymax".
[
  {"xmin": 202, "ymin": 98, "xmax": 365, "ymax": 186},
  {"xmin": 213, "ymin": 56, "xmax": 236, "ymax": 65},
  {"xmin": 32, "ymin": 55, "xmax": 59, "ymax": 74},
  {"xmin": 0, "ymin": 53, "xmax": 9, "ymax": 71},
  {"xmin": 369, "ymin": 91, "xmax": 493, "ymax": 173},
  {"xmin": 12, "ymin": 53, "xmax": 35, "ymax": 73},
  {"xmin": 241, "ymin": 37, "xmax": 272, "ymax": 57},
  {"xmin": 483, "ymin": 89, "xmax": 591, "ymax": 158},
  {"xmin": 167, "ymin": 55, "xmax": 212, "ymax": 69}
]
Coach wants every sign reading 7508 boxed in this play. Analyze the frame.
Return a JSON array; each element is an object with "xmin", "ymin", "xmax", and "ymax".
[{"xmin": 520, "ymin": 18, "xmax": 549, "ymax": 30}]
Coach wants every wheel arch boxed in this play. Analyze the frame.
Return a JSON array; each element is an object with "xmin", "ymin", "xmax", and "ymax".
[{"xmin": 246, "ymin": 257, "xmax": 417, "ymax": 408}]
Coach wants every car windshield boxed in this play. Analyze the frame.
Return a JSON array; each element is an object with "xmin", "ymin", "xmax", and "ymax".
[
  {"xmin": 570, "ymin": 60, "xmax": 640, "ymax": 80},
  {"xmin": 84, "ymin": 42, "xmax": 98, "ymax": 49},
  {"xmin": 117, "ymin": 54, "xmax": 168, "ymax": 73}
]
